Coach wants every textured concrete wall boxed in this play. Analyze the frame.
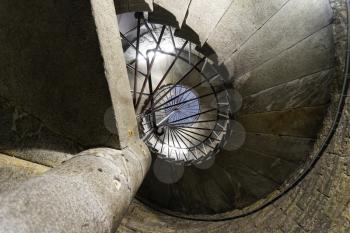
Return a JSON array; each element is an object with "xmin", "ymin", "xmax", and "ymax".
[
  {"xmin": 0, "ymin": 0, "xmax": 120, "ymax": 149},
  {"xmin": 0, "ymin": 95, "xmax": 82, "ymax": 167}
]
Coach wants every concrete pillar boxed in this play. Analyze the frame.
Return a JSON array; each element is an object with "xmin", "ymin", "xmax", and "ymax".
[
  {"xmin": 91, "ymin": 0, "xmax": 140, "ymax": 148},
  {"xmin": 0, "ymin": 145, "xmax": 150, "ymax": 233}
]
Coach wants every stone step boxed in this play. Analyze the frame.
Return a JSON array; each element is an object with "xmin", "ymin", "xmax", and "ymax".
[
  {"xmin": 148, "ymin": 0, "xmax": 191, "ymax": 28},
  {"xmin": 114, "ymin": 0, "xmax": 153, "ymax": 14},
  {"xmin": 179, "ymin": 0, "xmax": 233, "ymax": 46}
]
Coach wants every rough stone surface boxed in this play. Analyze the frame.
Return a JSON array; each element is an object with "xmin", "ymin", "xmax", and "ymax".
[
  {"xmin": 206, "ymin": 0, "xmax": 288, "ymax": 63},
  {"xmin": 120, "ymin": 95, "xmax": 350, "ymax": 233},
  {"xmin": 0, "ymin": 153, "xmax": 49, "ymax": 193},
  {"xmin": 0, "ymin": 96, "xmax": 82, "ymax": 167},
  {"xmin": 224, "ymin": 0, "xmax": 333, "ymax": 79},
  {"xmin": 227, "ymin": 148, "xmax": 297, "ymax": 184},
  {"xmin": 237, "ymin": 106, "xmax": 328, "ymax": 138},
  {"xmin": 234, "ymin": 25, "xmax": 335, "ymax": 97},
  {"xmin": 240, "ymin": 69, "xmax": 334, "ymax": 114},
  {"xmin": 0, "ymin": 146, "xmax": 151, "ymax": 233},
  {"xmin": 0, "ymin": 0, "xmax": 120, "ymax": 148},
  {"xmin": 241, "ymin": 133, "xmax": 315, "ymax": 164},
  {"xmin": 184, "ymin": 0, "xmax": 233, "ymax": 45},
  {"xmin": 91, "ymin": 0, "xmax": 140, "ymax": 148}
]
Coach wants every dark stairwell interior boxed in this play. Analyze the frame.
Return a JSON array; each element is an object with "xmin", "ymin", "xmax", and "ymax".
[
  {"xmin": 0, "ymin": 0, "xmax": 349, "ymax": 232},
  {"xmin": 116, "ymin": 0, "xmax": 337, "ymax": 217}
]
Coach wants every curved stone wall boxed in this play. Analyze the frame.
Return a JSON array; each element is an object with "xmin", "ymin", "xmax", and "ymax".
[
  {"xmin": 0, "ymin": 0, "xmax": 346, "ymax": 231},
  {"xmin": 114, "ymin": 0, "xmax": 341, "ymax": 217},
  {"xmin": 117, "ymin": 0, "xmax": 350, "ymax": 232}
]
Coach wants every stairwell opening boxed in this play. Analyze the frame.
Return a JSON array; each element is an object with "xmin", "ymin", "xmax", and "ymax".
[{"xmin": 116, "ymin": 0, "xmax": 343, "ymax": 224}]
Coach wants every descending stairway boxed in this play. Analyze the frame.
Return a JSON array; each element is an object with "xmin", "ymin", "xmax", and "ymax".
[
  {"xmin": 116, "ymin": 0, "xmax": 335, "ymax": 215},
  {"xmin": 121, "ymin": 19, "xmax": 231, "ymax": 165},
  {"xmin": 0, "ymin": 0, "xmax": 344, "ymax": 232}
]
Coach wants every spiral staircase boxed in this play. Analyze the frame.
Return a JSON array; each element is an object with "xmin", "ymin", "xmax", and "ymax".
[
  {"xmin": 115, "ymin": 0, "xmax": 339, "ymax": 217},
  {"xmin": 0, "ymin": 0, "xmax": 348, "ymax": 232},
  {"xmin": 120, "ymin": 18, "xmax": 231, "ymax": 166}
]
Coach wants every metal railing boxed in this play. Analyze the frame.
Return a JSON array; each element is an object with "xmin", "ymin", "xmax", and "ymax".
[
  {"xmin": 133, "ymin": 0, "xmax": 350, "ymax": 221},
  {"xmin": 121, "ymin": 17, "xmax": 231, "ymax": 166}
]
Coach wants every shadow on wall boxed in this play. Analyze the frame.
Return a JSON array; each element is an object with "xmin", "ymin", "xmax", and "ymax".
[
  {"xmin": 148, "ymin": 4, "xmax": 182, "ymax": 28},
  {"xmin": 0, "ymin": 96, "xmax": 83, "ymax": 167},
  {"xmin": 146, "ymin": 3, "xmax": 230, "ymax": 80},
  {"xmin": 128, "ymin": 7, "xmax": 259, "ymax": 214},
  {"xmin": 0, "ymin": 0, "xmax": 121, "ymax": 157},
  {"xmin": 124, "ymin": 0, "xmax": 334, "ymax": 216}
]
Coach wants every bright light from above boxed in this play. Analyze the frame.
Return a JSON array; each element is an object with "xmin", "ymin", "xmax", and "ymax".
[
  {"xmin": 136, "ymin": 31, "xmax": 177, "ymax": 63},
  {"xmin": 147, "ymin": 51, "xmax": 155, "ymax": 60},
  {"xmin": 160, "ymin": 40, "xmax": 176, "ymax": 53},
  {"xmin": 144, "ymin": 50, "xmax": 168, "ymax": 62},
  {"xmin": 122, "ymin": 20, "xmax": 231, "ymax": 166}
]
